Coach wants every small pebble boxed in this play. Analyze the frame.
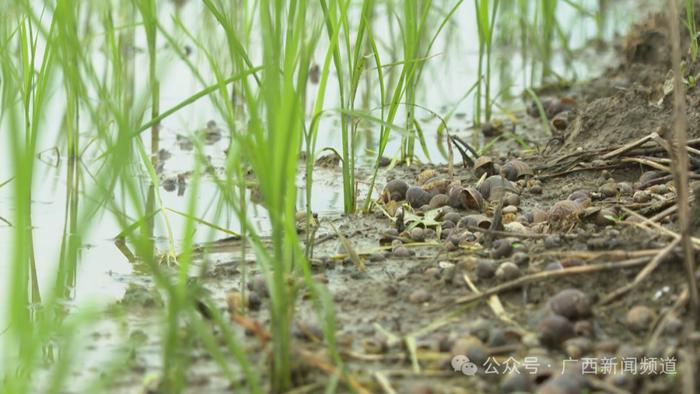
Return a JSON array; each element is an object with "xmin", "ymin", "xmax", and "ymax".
[
  {"xmin": 625, "ymin": 305, "xmax": 656, "ymax": 332},
  {"xmin": 408, "ymin": 289, "xmax": 432, "ymax": 304},
  {"xmin": 544, "ymin": 261, "xmax": 564, "ymax": 271}
]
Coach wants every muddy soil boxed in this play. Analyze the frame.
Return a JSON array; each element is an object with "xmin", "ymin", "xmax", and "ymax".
[{"xmin": 97, "ymin": 6, "xmax": 700, "ymax": 394}]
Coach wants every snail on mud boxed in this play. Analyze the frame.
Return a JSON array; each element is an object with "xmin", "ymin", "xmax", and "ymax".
[
  {"xmin": 551, "ymin": 110, "xmax": 570, "ymax": 131},
  {"xmin": 549, "ymin": 288, "xmax": 591, "ymax": 320},
  {"xmin": 473, "ymin": 156, "xmax": 496, "ymax": 178},
  {"xmin": 406, "ymin": 186, "xmax": 433, "ymax": 208},
  {"xmin": 417, "ymin": 169, "xmax": 438, "ymax": 185},
  {"xmin": 538, "ymin": 314, "xmax": 575, "ymax": 348},
  {"xmin": 382, "ymin": 179, "xmax": 409, "ymax": 202},
  {"xmin": 428, "ymin": 193, "xmax": 450, "ymax": 209},
  {"xmin": 422, "ymin": 177, "xmax": 451, "ymax": 194},
  {"xmin": 460, "ymin": 186, "xmax": 485, "ymax": 211},
  {"xmin": 477, "ymin": 175, "xmax": 518, "ymax": 201},
  {"xmin": 548, "ymin": 200, "xmax": 584, "ymax": 231},
  {"xmin": 500, "ymin": 159, "xmax": 533, "ymax": 182},
  {"xmin": 458, "ymin": 214, "xmax": 492, "ymax": 229}
]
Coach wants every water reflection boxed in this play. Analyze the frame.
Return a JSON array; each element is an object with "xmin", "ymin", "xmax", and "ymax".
[{"xmin": 0, "ymin": 0, "xmax": 647, "ymax": 321}]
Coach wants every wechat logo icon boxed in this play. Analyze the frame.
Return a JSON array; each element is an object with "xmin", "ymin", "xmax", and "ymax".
[{"xmin": 451, "ymin": 355, "xmax": 478, "ymax": 376}]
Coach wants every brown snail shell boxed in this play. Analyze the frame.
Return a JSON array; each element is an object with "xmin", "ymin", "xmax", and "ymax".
[
  {"xmin": 406, "ymin": 186, "xmax": 433, "ymax": 208},
  {"xmin": 548, "ymin": 200, "xmax": 583, "ymax": 229},
  {"xmin": 598, "ymin": 182, "xmax": 619, "ymax": 198},
  {"xmin": 504, "ymin": 192, "xmax": 520, "ymax": 207},
  {"xmin": 632, "ymin": 190, "xmax": 651, "ymax": 203},
  {"xmin": 546, "ymin": 97, "xmax": 575, "ymax": 118},
  {"xmin": 416, "ymin": 169, "xmax": 438, "ymax": 185},
  {"xmin": 459, "ymin": 214, "xmax": 492, "ymax": 229},
  {"xmin": 473, "ymin": 156, "xmax": 496, "ymax": 178},
  {"xmin": 567, "ymin": 190, "xmax": 591, "ymax": 207},
  {"xmin": 625, "ymin": 305, "xmax": 656, "ymax": 332},
  {"xmin": 460, "ymin": 186, "xmax": 485, "ymax": 211},
  {"xmin": 382, "ymin": 179, "xmax": 409, "ymax": 202},
  {"xmin": 549, "ymin": 288, "xmax": 591, "ymax": 320},
  {"xmin": 527, "ymin": 207, "xmax": 548, "ymax": 223},
  {"xmin": 502, "ymin": 205, "xmax": 518, "ymax": 224},
  {"xmin": 500, "ymin": 159, "xmax": 533, "ymax": 181},
  {"xmin": 538, "ymin": 314, "xmax": 575, "ymax": 348},
  {"xmin": 551, "ymin": 111, "xmax": 570, "ymax": 131},
  {"xmin": 477, "ymin": 175, "xmax": 516, "ymax": 201},
  {"xmin": 422, "ymin": 177, "xmax": 451, "ymax": 194},
  {"xmin": 447, "ymin": 186, "xmax": 463, "ymax": 209},
  {"xmin": 428, "ymin": 194, "xmax": 450, "ymax": 209}
]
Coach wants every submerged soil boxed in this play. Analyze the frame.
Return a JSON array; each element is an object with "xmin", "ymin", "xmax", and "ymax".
[{"xmin": 99, "ymin": 6, "xmax": 700, "ymax": 394}]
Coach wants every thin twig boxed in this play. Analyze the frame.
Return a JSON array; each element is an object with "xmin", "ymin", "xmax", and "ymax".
[
  {"xmin": 601, "ymin": 132, "xmax": 659, "ymax": 160},
  {"xmin": 667, "ymin": 0, "xmax": 699, "ymax": 318},
  {"xmin": 599, "ymin": 239, "xmax": 680, "ymax": 305},
  {"xmin": 451, "ymin": 257, "xmax": 651, "ymax": 306}
]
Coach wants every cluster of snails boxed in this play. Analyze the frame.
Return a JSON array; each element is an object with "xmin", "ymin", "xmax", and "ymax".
[
  {"xmin": 381, "ymin": 158, "xmax": 533, "ymax": 213},
  {"xmin": 527, "ymin": 96, "xmax": 576, "ymax": 132}
]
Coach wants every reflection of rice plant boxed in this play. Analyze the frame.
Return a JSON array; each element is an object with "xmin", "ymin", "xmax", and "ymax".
[
  {"xmin": 686, "ymin": 0, "xmax": 698, "ymax": 61},
  {"xmin": 474, "ymin": 0, "xmax": 500, "ymax": 126}
]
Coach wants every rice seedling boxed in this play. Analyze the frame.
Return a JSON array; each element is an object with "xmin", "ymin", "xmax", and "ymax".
[
  {"xmin": 474, "ymin": 0, "xmax": 500, "ymax": 126},
  {"xmin": 319, "ymin": 0, "xmax": 375, "ymax": 213},
  {"xmin": 361, "ymin": 0, "xmax": 464, "ymax": 209}
]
